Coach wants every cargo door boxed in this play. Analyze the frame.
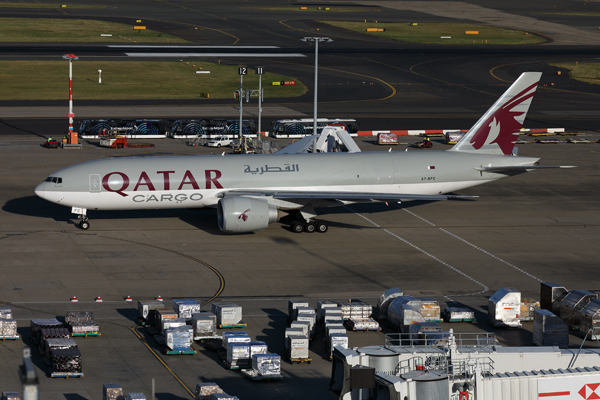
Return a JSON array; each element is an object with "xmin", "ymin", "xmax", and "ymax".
[{"xmin": 89, "ymin": 174, "xmax": 101, "ymax": 193}]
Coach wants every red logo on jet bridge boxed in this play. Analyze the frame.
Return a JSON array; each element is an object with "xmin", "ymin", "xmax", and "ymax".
[
  {"xmin": 470, "ymin": 81, "xmax": 538, "ymax": 155},
  {"xmin": 238, "ymin": 208, "xmax": 251, "ymax": 222},
  {"xmin": 579, "ymin": 383, "xmax": 600, "ymax": 399}
]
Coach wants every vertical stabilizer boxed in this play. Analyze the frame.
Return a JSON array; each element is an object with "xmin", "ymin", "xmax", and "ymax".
[{"xmin": 450, "ymin": 72, "xmax": 541, "ymax": 155}]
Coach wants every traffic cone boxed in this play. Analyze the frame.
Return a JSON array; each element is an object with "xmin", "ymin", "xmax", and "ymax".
[
  {"xmin": 156, "ymin": 295, "xmax": 163, "ymax": 301},
  {"xmin": 70, "ymin": 296, "xmax": 78, "ymax": 302},
  {"xmin": 95, "ymin": 296, "xmax": 103, "ymax": 302},
  {"xmin": 125, "ymin": 296, "xmax": 132, "ymax": 302}
]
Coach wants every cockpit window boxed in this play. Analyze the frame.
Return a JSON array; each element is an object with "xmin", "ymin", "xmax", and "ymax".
[{"xmin": 45, "ymin": 177, "xmax": 62, "ymax": 184}]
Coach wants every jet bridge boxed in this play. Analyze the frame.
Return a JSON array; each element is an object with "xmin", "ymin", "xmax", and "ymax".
[
  {"xmin": 331, "ymin": 330, "xmax": 600, "ymax": 400},
  {"xmin": 275, "ymin": 126, "xmax": 361, "ymax": 155}
]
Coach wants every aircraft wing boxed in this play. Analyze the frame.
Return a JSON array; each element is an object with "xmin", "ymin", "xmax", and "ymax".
[
  {"xmin": 220, "ymin": 190, "xmax": 475, "ymax": 203},
  {"xmin": 475, "ymin": 165, "xmax": 576, "ymax": 172}
]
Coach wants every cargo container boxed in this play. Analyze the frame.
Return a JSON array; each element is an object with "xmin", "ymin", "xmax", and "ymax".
[
  {"xmin": 162, "ymin": 317, "xmax": 187, "ymax": 336},
  {"xmin": 520, "ymin": 298, "xmax": 541, "ymax": 322},
  {"xmin": 288, "ymin": 300, "xmax": 309, "ymax": 321},
  {"xmin": 418, "ymin": 298, "xmax": 441, "ymax": 322},
  {"xmin": 165, "ymin": 326, "xmax": 193, "ymax": 352},
  {"xmin": 191, "ymin": 312, "xmax": 218, "ymax": 339},
  {"xmin": 338, "ymin": 300, "xmax": 372, "ymax": 320},
  {"xmin": 323, "ymin": 309, "xmax": 343, "ymax": 324},
  {"xmin": 222, "ymin": 331, "xmax": 250, "ymax": 348},
  {"xmin": 488, "ymin": 287, "xmax": 522, "ymax": 328},
  {"xmin": 173, "ymin": 299, "xmax": 201, "ymax": 320},
  {"xmin": 103, "ymin": 383, "xmax": 123, "ymax": 400},
  {"xmin": 387, "ymin": 296, "xmax": 427, "ymax": 332},
  {"xmin": 252, "ymin": 353, "xmax": 282, "ymax": 376},
  {"xmin": 155, "ymin": 309, "xmax": 178, "ymax": 331},
  {"xmin": 0, "ymin": 318, "xmax": 18, "ymax": 339},
  {"xmin": 51, "ymin": 348, "xmax": 83, "ymax": 378},
  {"xmin": 30, "ymin": 318, "xmax": 62, "ymax": 344},
  {"xmin": 0, "ymin": 307, "xmax": 13, "ymax": 319},
  {"xmin": 376, "ymin": 288, "xmax": 403, "ymax": 319},
  {"xmin": 559, "ymin": 289, "xmax": 598, "ymax": 330},
  {"xmin": 211, "ymin": 302, "xmax": 243, "ymax": 327},
  {"xmin": 195, "ymin": 383, "xmax": 223, "ymax": 400},
  {"xmin": 579, "ymin": 298, "xmax": 600, "ymax": 339},
  {"xmin": 442, "ymin": 307, "xmax": 476, "ymax": 323},
  {"xmin": 249, "ymin": 341, "xmax": 268, "ymax": 357},
  {"xmin": 317, "ymin": 301, "xmax": 338, "ymax": 324},
  {"xmin": 345, "ymin": 318, "xmax": 380, "ymax": 331},
  {"xmin": 287, "ymin": 335, "xmax": 309, "ymax": 360},
  {"xmin": 126, "ymin": 394, "xmax": 146, "ymax": 400},
  {"xmin": 137, "ymin": 300, "xmax": 165, "ymax": 323},
  {"xmin": 290, "ymin": 320, "xmax": 310, "ymax": 338},
  {"xmin": 296, "ymin": 312, "xmax": 316, "ymax": 337},
  {"xmin": 533, "ymin": 308, "xmax": 569, "ymax": 348},
  {"xmin": 226, "ymin": 342, "xmax": 251, "ymax": 367},
  {"xmin": 1, "ymin": 393, "xmax": 19, "ymax": 400},
  {"xmin": 209, "ymin": 393, "xmax": 239, "ymax": 400},
  {"xmin": 45, "ymin": 338, "xmax": 78, "ymax": 364},
  {"xmin": 284, "ymin": 328, "xmax": 304, "ymax": 350},
  {"xmin": 540, "ymin": 282, "xmax": 569, "ymax": 314},
  {"xmin": 328, "ymin": 333, "xmax": 349, "ymax": 357}
]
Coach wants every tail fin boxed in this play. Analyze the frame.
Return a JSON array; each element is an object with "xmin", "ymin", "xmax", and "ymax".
[{"xmin": 450, "ymin": 72, "xmax": 541, "ymax": 155}]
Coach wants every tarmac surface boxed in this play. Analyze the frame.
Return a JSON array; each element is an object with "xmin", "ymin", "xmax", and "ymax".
[
  {"xmin": 1, "ymin": 0, "xmax": 600, "ymax": 399},
  {"xmin": 1, "ymin": 133, "xmax": 599, "ymax": 400}
]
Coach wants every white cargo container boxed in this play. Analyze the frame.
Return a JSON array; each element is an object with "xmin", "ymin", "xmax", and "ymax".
[
  {"xmin": 191, "ymin": 312, "xmax": 217, "ymax": 339},
  {"xmin": 222, "ymin": 331, "xmax": 250, "ymax": 347},
  {"xmin": 290, "ymin": 320, "xmax": 310, "ymax": 338},
  {"xmin": 252, "ymin": 353, "xmax": 281, "ymax": 376},
  {"xmin": 284, "ymin": 327, "xmax": 304, "ymax": 350},
  {"xmin": 325, "ymin": 324, "xmax": 346, "ymax": 337},
  {"xmin": 533, "ymin": 308, "xmax": 569, "ymax": 348},
  {"xmin": 162, "ymin": 317, "xmax": 187, "ymax": 336},
  {"xmin": 210, "ymin": 302, "xmax": 242, "ymax": 326},
  {"xmin": 287, "ymin": 335, "xmax": 309, "ymax": 359},
  {"xmin": 172, "ymin": 299, "xmax": 201, "ymax": 320},
  {"xmin": 338, "ymin": 301, "xmax": 372, "ymax": 320},
  {"xmin": 288, "ymin": 300, "xmax": 309, "ymax": 321},
  {"xmin": 248, "ymin": 341, "xmax": 268, "ymax": 357},
  {"xmin": 194, "ymin": 383, "xmax": 223, "ymax": 400},
  {"xmin": 296, "ymin": 312, "xmax": 316, "ymax": 336},
  {"xmin": 226, "ymin": 342, "xmax": 250, "ymax": 365},
  {"xmin": 488, "ymin": 287, "xmax": 522, "ymax": 328},
  {"xmin": 328, "ymin": 333, "xmax": 348, "ymax": 356},
  {"xmin": 317, "ymin": 301, "xmax": 338, "ymax": 324},
  {"xmin": 137, "ymin": 300, "xmax": 164, "ymax": 320}
]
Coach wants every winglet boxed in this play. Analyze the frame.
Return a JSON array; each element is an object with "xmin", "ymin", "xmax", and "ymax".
[{"xmin": 450, "ymin": 72, "xmax": 542, "ymax": 155}]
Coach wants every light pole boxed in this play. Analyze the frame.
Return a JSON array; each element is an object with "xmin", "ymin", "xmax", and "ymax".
[
  {"xmin": 300, "ymin": 37, "xmax": 333, "ymax": 136},
  {"xmin": 238, "ymin": 66, "xmax": 247, "ymax": 140},
  {"xmin": 63, "ymin": 54, "xmax": 79, "ymax": 145},
  {"xmin": 256, "ymin": 67, "xmax": 264, "ymax": 137}
]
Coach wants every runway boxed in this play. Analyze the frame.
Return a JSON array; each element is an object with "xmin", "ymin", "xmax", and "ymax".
[{"xmin": 1, "ymin": 0, "xmax": 600, "ymax": 398}]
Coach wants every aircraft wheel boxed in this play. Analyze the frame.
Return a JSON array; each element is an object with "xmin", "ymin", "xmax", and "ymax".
[
  {"xmin": 291, "ymin": 221, "xmax": 304, "ymax": 233},
  {"xmin": 316, "ymin": 221, "xmax": 328, "ymax": 233},
  {"xmin": 79, "ymin": 220, "xmax": 90, "ymax": 230},
  {"xmin": 304, "ymin": 222, "xmax": 316, "ymax": 233}
]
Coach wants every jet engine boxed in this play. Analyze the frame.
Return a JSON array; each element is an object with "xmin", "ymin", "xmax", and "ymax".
[{"xmin": 217, "ymin": 197, "xmax": 280, "ymax": 233}]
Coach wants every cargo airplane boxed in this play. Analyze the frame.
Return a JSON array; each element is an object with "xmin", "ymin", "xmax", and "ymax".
[{"xmin": 35, "ymin": 72, "xmax": 573, "ymax": 233}]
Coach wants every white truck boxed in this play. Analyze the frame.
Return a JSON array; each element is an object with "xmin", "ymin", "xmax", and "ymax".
[{"xmin": 206, "ymin": 136, "xmax": 232, "ymax": 148}]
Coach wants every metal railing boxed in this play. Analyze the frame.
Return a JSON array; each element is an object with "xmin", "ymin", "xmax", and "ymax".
[
  {"xmin": 385, "ymin": 332, "xmax": 498, "ymax": 349},
  {"xmin": 394, "ymin": 354, "xmax": 495, "ymax": 379}
]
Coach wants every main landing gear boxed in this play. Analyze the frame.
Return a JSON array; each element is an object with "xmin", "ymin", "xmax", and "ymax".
[
  {"xmin": 290, "ymin": 219, "xmax": 328, "ymax": 234},
  {"xmin": 77, "ymin": 215, "xmax": 90, "ymax": 230}
]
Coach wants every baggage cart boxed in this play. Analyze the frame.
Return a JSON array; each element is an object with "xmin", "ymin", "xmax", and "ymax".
[
  {"xmin": 103, "ymin": 383, "xmax": 123, "ymax": 400},
  {"xmin": 488, "ymin": 287, "xmax": 522, "ymax": 328},
  {"xmin": 0, "ymin": 318, "xmax": 18, "ymax": 340},
  {"xmin": 192, "ymin": 312, "xmax": 218, "ymax": 340},
  {"xmin": 344, "ymin": 318, "xmax": 380, "ymax": 331},
  {"xmin": 1, "ymin": 393, "xmax": 20, "ymax": 400},
  {"xmin": 418, "ymin": 298, "xmax": 441, "ymax": 322},
  {"xmin": 338, "ymin": 300, "xmax": 372, "ymax": 320},
  {"xmin": 442, "ymin": 307, "xmax": 476, "ymax": 322},
  {"xmin": 51, "ymin": 348, "xmax": 83, "ymax": 378},
  {"xmin": 241, "ymin": 368, "xmax": 284, "ymax": 380},
  {"xmin": 377, "ymin": 132, "xmax": 398, "ymax": 145},
  {"xmin": 317, "ymin": 301, "xmax": 338, "ymax": 324},
  {"xmin": 286, "ymin": 335, "xmax": 309, "ymax": 362},
  {"xmin": 252, "ymin": 353, "xmax": 282, "ymax": 376},
  {"xmin": 211, "ymin": 302, "xmax": 243, "ymax": 327},
  {"xmin": 520, "ymin": 298, "xmax": 540, "ymax": 322},
  {"xmin": 195, "ymin": 383, "xmax": 223, "ymax": 400},
  {"xmin": 559, "ymin": 289, "xmax": 598, "ymax": 330}
]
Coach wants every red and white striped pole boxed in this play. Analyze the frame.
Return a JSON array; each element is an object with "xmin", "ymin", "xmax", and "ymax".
[{"xmin": 63, "ymin": 54, "xmax": 78, "ymax": 145}]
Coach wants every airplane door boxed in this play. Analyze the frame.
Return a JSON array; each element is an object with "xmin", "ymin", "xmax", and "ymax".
[{"xmin": 89, "ymin": 174, "xmax": 101, "ymax": 192}]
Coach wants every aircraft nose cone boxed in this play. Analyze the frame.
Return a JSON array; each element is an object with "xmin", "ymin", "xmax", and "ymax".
[{"xmin": 34, "ymin": 182, "xmax": 46, "ymax": 199}]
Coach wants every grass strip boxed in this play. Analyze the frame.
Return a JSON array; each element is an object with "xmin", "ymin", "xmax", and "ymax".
[
  {"xmin": 550, "ymin": 63, "xmax": 600, "ymax": 85},
  {"xmin": 320, "ymin": 21, "xmax": 546, "ymax": 45},
  {"xmin": 0, "ymin": 18, "xmax": 187, "ymax": 43},
  {"xmin": 0, "ymin": 61, "xmax": 307, "ymax": 100}
]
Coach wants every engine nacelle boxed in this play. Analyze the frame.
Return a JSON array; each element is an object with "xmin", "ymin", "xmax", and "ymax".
[{"xmin": 217, "ymin": 197, "xmax": 279, "ymax": 233}]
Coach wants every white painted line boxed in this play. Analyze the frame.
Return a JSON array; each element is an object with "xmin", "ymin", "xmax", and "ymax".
[
  {"xmin": 397, "ymin": 206, "xmax": 543, "ymax": 282},
  {"xmin": 346, "ymin": 206, "xmax": 489, "ymax": 296},
  {"xmin": 195, "ymin": 71, "xmax": 210, "ymax": 74},
  {"xmin": 125, "ymin": 53, "xmax": 306, "ymax": 58},
  {"xmin": 110, "ymin": 45, "xmax": 280, "ymax": 48}
]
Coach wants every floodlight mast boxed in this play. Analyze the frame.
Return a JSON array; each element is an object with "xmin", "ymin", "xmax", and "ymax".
[
  {"xmin": 63, "ymin": 54, "xmax": 79, "ymax": 145},
  {"xmin": 300, "ymin": 37, "xmax": 333, "ymax": 136}
]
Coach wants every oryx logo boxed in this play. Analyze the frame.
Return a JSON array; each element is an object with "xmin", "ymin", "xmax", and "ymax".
[
  {"xmin": 238, "ymin": 208, "xmax": 251, "ymax": 222},
  {"xmin": 470, "ymin": 81, "xmax": 538, "ymax": 155},
  {"xmin": 579, "ymin": 383, "xmax": 600, "ymax": 399}
]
